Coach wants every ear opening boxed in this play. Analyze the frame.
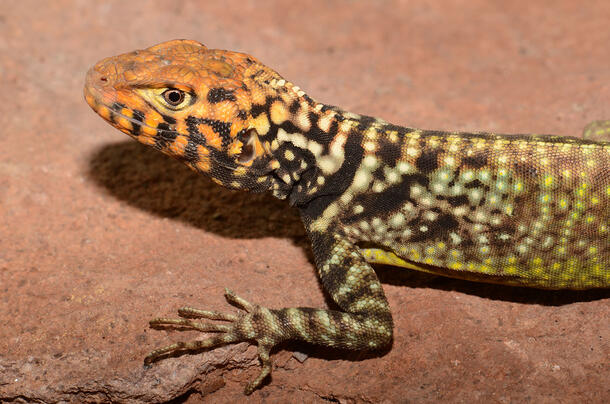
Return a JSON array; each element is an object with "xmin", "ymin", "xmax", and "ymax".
[{"xmin": 237, "ymin": 128, "xmax": 260, "ymax": 164}]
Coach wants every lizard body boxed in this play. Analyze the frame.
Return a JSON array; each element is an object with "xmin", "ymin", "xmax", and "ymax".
[{"xmin": 84, "ymin": 40, "xmax": 609, "ymax": 394}]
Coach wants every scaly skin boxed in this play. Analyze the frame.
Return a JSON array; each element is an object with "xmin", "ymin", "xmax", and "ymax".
[{"xmin": 84, "ymin": 39, "xmax": 609, "ymax": 394}]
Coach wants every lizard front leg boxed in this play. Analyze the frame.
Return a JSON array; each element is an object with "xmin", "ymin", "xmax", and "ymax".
[{"xmin": 145, "ymin": 229, "xmax": 393, "ymax": 394}]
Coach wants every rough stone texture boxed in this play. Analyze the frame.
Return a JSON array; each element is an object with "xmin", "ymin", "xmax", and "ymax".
[{"xmin": 1, "ymin": 1, "xmax": 609, "ymax": 402}]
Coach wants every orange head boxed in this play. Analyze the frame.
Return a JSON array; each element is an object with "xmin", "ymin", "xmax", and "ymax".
[{"xmin": 84, "ymin": 39, "xmax": 298, "ymax": 193}]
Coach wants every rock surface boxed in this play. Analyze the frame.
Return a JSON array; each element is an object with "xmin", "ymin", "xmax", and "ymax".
[{"xmin": 0, "ymin": 1, "xmax": 608, "ymax": 402}]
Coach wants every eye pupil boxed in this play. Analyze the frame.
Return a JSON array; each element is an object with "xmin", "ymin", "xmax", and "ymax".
[{"xmin": 163, "ymin": 89, "xmax": 185, "ymax": 106}]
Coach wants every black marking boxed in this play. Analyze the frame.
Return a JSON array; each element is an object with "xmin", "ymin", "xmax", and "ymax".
[
  {"xmin": 111, "ymin": 102, "xmax": 127, "ymax": 112},
  {"xmin": 161, "ymin": 114, "xmax": 177, "ymax": 124},
  {"xmin": 463, "ymin": 152, "xmax": 488, "ymax": 169},
  {"xmin": 250, "ymin": 103, "xmax": 266, "ymax": 118},
  {"xmin": 410, "ymin": 213, "xmax": 459, "ymax": 242},
  {"xmin": 356, "ymin": 115, "xmax": 376, "ymax": 131},
  {"xmin": 377, "ymin": 139, "xmax": 401, "ymax": 167},
  {"xmin": 279, "ymin": 120, "xmax": 302, "ymax": 137},
  {"xmin": 344, "ymin": 174, "xmax": 430, "ymax": 224},
  {"xmin": 157, "ymin": 129, "xmax": 177, "ymax": 142},
  {"xmin": 183, "ymin": 141, "xmax": 200, "ymax": 162},
  {"xmin": 464, "ymin": 179, "xmax": 485, "ymax": 189},
  {"xmin": 294, "ymin": 128, "xmax": 364, "ymax": 207},
  {"xmin": 298, "ymin": 119, "xmax": 336, "ymax": 145},
  {"xmin": 157, "ymin": 122, "xmax": 171, "ymax": 132},
  {"xmin": 416, "ymin": 149, "xmax": 439, "ymax": 174},
  {"xmin": 132, "ymin": 109, "xmax": 145, "ymax": 122},
  {"xmin": 131, "ymin": 122, "xmax": 141, "ymax": 136},
  {"xmin": 185, "ymin": 116, "xmax": 232, "ymax": 147},
  {"xmin": 382, "ymin": 122, "xmax": 413, "ymax": 134},
  {"xmin": 207, "ymin": 88, "xmax": 236, "ymax": 103},
  {"xmin": 237, "ymin": 110, "xmax": 248, "ymax": 120},
  {"xmin": 250, "ymin": 69, "xmax": 265, "ymax": 79},
  {"xmin": 446, "ymin": 195, "xmax": 470, "ymax": 207},
  {"xmin": 302, "ymin": 94, "xmax": 315, "ymax": 105},
  {"xmin": 289, "ymin": 99, "xmax": 300, "ymax": 114}
]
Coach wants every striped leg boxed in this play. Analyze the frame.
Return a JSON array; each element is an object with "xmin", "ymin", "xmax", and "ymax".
[{"xmin": 146, "ymin": 231, "xmax": 393, "ymax": 394}]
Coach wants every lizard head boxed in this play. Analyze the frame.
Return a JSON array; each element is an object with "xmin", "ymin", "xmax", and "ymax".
[{"xmin": 84, "ymin": 39, "xmax": 298, "ymax": 194}]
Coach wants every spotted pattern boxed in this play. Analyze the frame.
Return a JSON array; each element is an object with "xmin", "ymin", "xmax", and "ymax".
[{"xmin": 84, "ymin": 40, "xmax": 610, "ymax": 394}]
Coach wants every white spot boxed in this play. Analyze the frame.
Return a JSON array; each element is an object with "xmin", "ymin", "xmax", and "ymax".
[
  {"xmin": 277, "ymin": 128, "xmax": 308, "ymax": 149},
  {"xmin": 308, "ymin": 141, "xmax": 324, "ymax": 156},
  {"xmin": 406, "ymin": 147, "xmax": 419, "ymax": 157},
  {"xmin": 386, "ymin": 170, "xmax": 400, "ymax": 184},
  {"xmin": 474, "ymin": 210, "xmax": 487, "ymax": 223},
  {"xmin": 352, "ymin": 169, "xmax": 372, "ymax": 190},
  {"xmin": 340, "ymin": 192, "xmax": 353, "ymax": 204},
  {"xmin": 318, "ymin": 156, "xmax": 341, "ymax": 174},
  {"xmin": 372, "ymin": 181, "xmax": 385, "ymax": 193},
  {"xmin": 423, "ymin": 211, "xmax": 438, "ymax": 221},
  {"xmin": 432, "ymin": 182, "xmax": 445, "ymax": 194},
  {"xmin": 449, "ymin": 232, "xmax": 462, "ymax": 245},
  {"xmin": 410, "ymin": 185, "xmax": 424, "ymax": 198},
  {"xmin": 363, "ymin": 155, "xmax": 378, "ymax": 169},
  {"xmin": 318, "ymin": 114, "xmax": 333, "ymax": 132},
  {"xmin": 296, "ymin": 109, "xmax": 311, "ymax": 131},
  {"xmin": 390, "ymin": 213, "xmax": 405, "ymax": 228},
  {"xmin": 397, "ymin": 161, "xmax": 414, "ymax": 174},
  {"xmin": 453, "ymin": 206, "xmax": 468, "ymax": 217},
  {"xmin": 364, "ymin": 142, "xmax": 376, "ymax": 152}
]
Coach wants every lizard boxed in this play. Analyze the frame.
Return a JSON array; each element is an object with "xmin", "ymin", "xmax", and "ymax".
[{"xmin": 84, "ymin": 39, "xmax": 610, "ymax": 395}]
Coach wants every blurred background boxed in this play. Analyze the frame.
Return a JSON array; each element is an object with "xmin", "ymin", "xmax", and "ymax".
[{"xmin": 1, "ymin": 1, "xmax": 608, "ymax": 402}]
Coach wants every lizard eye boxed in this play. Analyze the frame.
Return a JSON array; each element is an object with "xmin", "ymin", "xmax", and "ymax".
[{"xmin": 162, "ymin": 89, "xmax": 185, "ymax": 106}]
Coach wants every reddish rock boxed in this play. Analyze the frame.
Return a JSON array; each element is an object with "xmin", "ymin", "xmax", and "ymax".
[{"xmin": 0, "ymin": 1, "xmax": 608, "ymax": 402}]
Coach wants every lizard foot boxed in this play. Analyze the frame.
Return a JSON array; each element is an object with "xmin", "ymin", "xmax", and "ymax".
[{"xmin": 145, "ymin": 288, "xmax": 277, "ymax": 395}]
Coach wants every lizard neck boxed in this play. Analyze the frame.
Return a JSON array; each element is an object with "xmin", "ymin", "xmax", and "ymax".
[{"xmin": 252, "ymin": 78, "xmax": 416, "ymax": 210}]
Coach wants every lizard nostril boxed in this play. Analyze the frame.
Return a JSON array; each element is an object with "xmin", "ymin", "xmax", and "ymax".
[{"xmin": 100, "ymin": 76, "xmax": 108, "ymax": 83}]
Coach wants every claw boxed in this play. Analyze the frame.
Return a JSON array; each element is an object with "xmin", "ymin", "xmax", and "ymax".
[
  {"xmin": 224, "ymin": 288, "xmax": 256, "ymax": 312},
  {"xmin": 178, "ymin": 307, "xmax": 238, "ymax": 321},
  {"xmin": 244, "ymin": 343, "xmax": 272, "ymax": 395}
]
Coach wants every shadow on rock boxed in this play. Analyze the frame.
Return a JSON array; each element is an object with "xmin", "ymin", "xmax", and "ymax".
[{"xmin": 87, "ymin": 141, "xmax": 308, "ymax": 244}]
